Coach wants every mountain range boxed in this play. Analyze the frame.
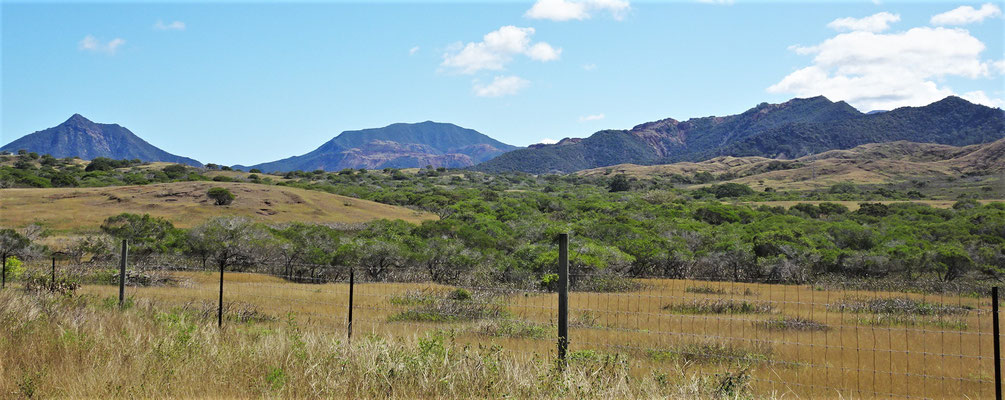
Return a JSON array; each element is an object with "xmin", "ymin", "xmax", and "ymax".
[
  {"xmin": 474, "ymin": 96, "xmax": 1005, "ymax": 173},
  {"xmin": 1, "ymin": 114, "xmax": 202, "ymax": 166},
  {"xmin": 236, "ymin": 121, "xmax": 517, "ymax": 172},
  {"xmin": 4, "ymin": 96, "xmax": 1002, "ymax": 175}
]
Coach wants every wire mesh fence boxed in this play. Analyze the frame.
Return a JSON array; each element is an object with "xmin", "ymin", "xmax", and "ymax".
[{"xmin": 9, "ymin": 240, "xmax": 1002, "ymax": 399}]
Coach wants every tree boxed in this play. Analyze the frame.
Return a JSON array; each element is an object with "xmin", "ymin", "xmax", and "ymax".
[
  {"xmin": 608, "ymin": 174, "xmax": 631, "ymax": 192},
  {"xmin": 101, "ymin": 213, "xmax": 174, "ymax": 243},
  {"xmin": 84, "ymin": 157, "xmax": 116, "ymax": 172},
  {"xmin": 270, "ymin": 223, "xmax": 341, "ymax": 281},
  {"xmin": 207, "ymin": 187, "xmax": 235, "ymax": 205},
  {"xmin": 186, "ymin": 217, "xmax": 269, "ymax": 272},
  {"xmin": 0, "ymin": 229, "xmax": 30, "ymax": 287},
  {"xmin": 932, "ymin": 245, "xmax": 973, "ymax": 282},
  {"xmin": 162, "ymin": 164, "xmax": 188, "ymax": 179}
]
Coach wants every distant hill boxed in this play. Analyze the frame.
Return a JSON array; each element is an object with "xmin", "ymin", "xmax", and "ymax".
[
  {"xmin": 0, "ymin": 181, "xmax": 435, "ymax": 232},
  {"xmin": 577, "ymin": 139, "xmax": 1005, "ymax": 191},
  {"xmin": 238, "ymin": 121, "xmax": 517, "ymax": 172},
  {"xmin": 474, "ymin": 96, "xmax": 1005, "ymax": 173},
  {"xmin": 1, "ymin": 114, "xmax": 202, "ymax": 166}
]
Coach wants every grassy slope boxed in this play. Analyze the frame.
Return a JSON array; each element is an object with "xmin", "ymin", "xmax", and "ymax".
[
  {"xmin": 577, "ymin": 139, "xmax": 1005, "ymax": 192},
  {"xmin": 0, "ymin": 181, "xmax": 435, "ymax": 232}
]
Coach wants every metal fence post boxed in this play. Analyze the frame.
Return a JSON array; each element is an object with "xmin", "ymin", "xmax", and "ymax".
[
  {"xmin": 348, "ymin": 267, "xmax": 354, "ymax": 342},
  {"xmin": 51, "ymin": 255, "xmax": 56, "ymax": 291},
  {"xmin": 558, "ymin": 233, "xmax": 569, "ymax": 367},
  {"xmin": 218, "ymin": 263, "xmax": 224, "ymax": 328},
  {"xmin": 994, "ymin": 286, "xmax": 1001, "ymax": 400},
  {"xmin": 118, "ymin": 240, "xmax": 127, "ymax": 308},
  {"xmin": 1, "ymin": 255, "xmax": 6, "ymax": 290}
]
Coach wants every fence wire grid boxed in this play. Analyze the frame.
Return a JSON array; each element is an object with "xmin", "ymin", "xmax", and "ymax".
[{"xmin": 13, "ymin": 242, "xmax": 1004, "ymax": 400}]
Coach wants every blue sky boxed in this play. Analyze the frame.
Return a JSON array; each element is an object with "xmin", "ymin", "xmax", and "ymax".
[{"xmin": 2, "ymin": 1, "xmax": 1003, "ymax": 165}]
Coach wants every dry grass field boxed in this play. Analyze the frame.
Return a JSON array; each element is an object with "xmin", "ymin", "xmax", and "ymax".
[
  {"xmin": 741, "ymin": 199, "xmax": 1003, "ymax": 211},
  {"xmin": 63, "ymin": 271, "xmax": 999, "ymax": 399},
  {"xmin": 577, "ymin": 139, "xmax": 1005, "ymax": 193},
  {"xmin": 0, "ymin": 181, "xmax": 435, "ymax": 232}
]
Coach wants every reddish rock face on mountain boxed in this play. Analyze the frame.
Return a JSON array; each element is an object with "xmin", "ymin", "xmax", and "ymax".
[
  {"xmin": 236, "ymin": 121, "xmax": 518, "ymax": 172},
  {"xmin": 474, "ymin": 96, "xmax": 1005, "ymax": 174}
]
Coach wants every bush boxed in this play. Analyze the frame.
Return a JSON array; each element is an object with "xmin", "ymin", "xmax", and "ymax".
[
  {"xmin": 830, "ymin": 182, "xmax": 859, "ymax": 194},
  {"xmin": 207, "ymin": 187, "xmax": 235, "ymax": 205},
  {"xmin": 3, "ymin": 256, "xmax": 25, "ymax": 280}
]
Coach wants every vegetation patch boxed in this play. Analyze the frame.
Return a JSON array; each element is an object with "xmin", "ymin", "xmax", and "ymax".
[
  {"xmin": 647, "ymin": 341, "xmax": 772, "ymax": 365},
  {"xmin": 174, "ymin": 301, "xmax": 277, "ymax": 323},
  {"xmin": 829, "ymin": 297, "xmax": 973, "ymax": 316},
  {"xmin": 663, "ymin": 299, "xmax": 775, "ymax": 314},
  {"xmin": 475, "ymin": 319, "xmax": 551, "ymax": 339},
  {"xmin": 389, "ymin": 289, "xmax": 505, "ymax": 323},
  {"xmin": 685, "ymin": 285, "xmax": 758, "ymax": 296},
  {"xmin": 755, "ymin": 316, "xmax": 829, "ymax": 331},
  {"xmin": 854, "ymin": 315, "xmax": 969, "ymax": 330}
]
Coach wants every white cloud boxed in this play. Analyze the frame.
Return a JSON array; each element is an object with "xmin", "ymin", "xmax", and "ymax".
[
  {"xmin": 409, "ymin": 46, "xmax": 420, "ymax": 55},
  {"xmin": 79, "ymin": 35, "xmax": 125, "ymax": 54},
  {"xmin": 931, "ymin": 3, "xmax": 1001, "ymax": 26},
  {"xmin": 153, "ymin": 20, "xmax": 186, "ymax": 31},
  {"xmin": 768, "ymin": 26, "xmax": 1001, "ymax": 111},
  {"xmin": 527, "ymin": 42, "xmax": 561, "ymax": 61},
  {"xmin": 697, "ymin": 0, "xmax": 735, "ymax": 5},
  {"xmin": 442, "ymin": 26, "xmax": 561, "ymax": 74},
  {"xmin": 579, "ymin": 113, "xmax": 605, "ymax": 121},
  {"xmin": 827, "ymin": 12, "xmax": 900, "ymax": 33},
  {"xmin": 961, "ymin": 90, "xmax": 1005, "ymax": 108},
  {"xmin": 582, "ymin": 63, "xmax": 597, "ymax": 71},
  {"xmin": 525, "ymin": 0, "xmax": 630, "ymax": 21},
  {"xmin": 473, "ymin": 75, "xmax": 530, "ymax": 97},
  {"xmin": 536, "ymin": 138, "xmax": 559, "ymax": 144},
  {"xmin": 994, "ymin": 59, "xmax": 1005, "ymax": 74}
]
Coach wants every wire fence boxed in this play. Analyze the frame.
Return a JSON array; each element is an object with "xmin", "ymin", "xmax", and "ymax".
[{"xmin": 8, "ymin": 237, "xmax": 1003, "ymax": 399}]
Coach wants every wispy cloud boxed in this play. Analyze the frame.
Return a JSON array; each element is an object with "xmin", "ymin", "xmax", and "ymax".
[
  {"xmin": 931, "ymin": 3, "xmax": 1001, "ymax": 26},
  {"xmin": 442, "ymin": 26, "xmax": 560, "ymax": 74},
  {"xmin": 153, "ymin": 20, "xmax": 186, "ymax": 31},
  {"xmin": 409, "ymin": 46, "xmax": 420, "ymax": 55},
  {"xmin": 79, "ymin": 35, "xmax": 125, "ymax": 55},
  {"xmin": 473, "ymin": 75, "xmax": 530, "ymax": 97},
  {"xmin": 525, "ymin": 0, "xmax": 630, "ymax": 21},
  {"xmin": 582, "ymin": 63, "xmax": 597, "ymax": 71},
  {"xmin": 827, "ymin": 12, "xmax": 900, "ymax": 33},
  {"xmin": 579, "ymin": 113, "xmax": 605, "ymax": 121}
]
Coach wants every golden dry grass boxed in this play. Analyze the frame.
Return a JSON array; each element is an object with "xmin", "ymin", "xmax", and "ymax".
[
  {"xmin": 66, "ymin": 272, "xmax": 1000, "ymax": 399},
  {"xmin": 0, "ymin": 287, "xmax": 756, "ymax": 399},
  {"xmin": 576, "ymin": 140, "xmax": 1005, "ymax": 192},
  {"xmin": 0, "ymin": 181, "xmax": 435, "ymax": 232}
]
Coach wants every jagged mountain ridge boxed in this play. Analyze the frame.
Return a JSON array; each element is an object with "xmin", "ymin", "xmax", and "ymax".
[{"xmin": 474, "ymin": 96, "xmax": 1005, "ymax": 174}]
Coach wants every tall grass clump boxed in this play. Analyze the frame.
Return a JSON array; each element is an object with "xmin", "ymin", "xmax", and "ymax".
[{"xmin": 663, "ymin": 299, "xmax": 775, "ymax": 315}]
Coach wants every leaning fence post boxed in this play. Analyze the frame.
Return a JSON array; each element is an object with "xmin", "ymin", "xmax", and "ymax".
[
  {"xmin": 558, "ymin": 233, "xmax": 569, "ymax": 368},
  {"xmin": 118, "ymin": 240, "xmax": 128, "ymax": 308},
  {"xmin": 994, "ymin": 286, "xmax": 1001, "ymax": 400},
  {"xmin": 348, "ymin": 266, "xmax": 354, "ymax": 342},
  {"xmin": 218, "ymin": 263, "xmax": 224, "ymax": 328}
]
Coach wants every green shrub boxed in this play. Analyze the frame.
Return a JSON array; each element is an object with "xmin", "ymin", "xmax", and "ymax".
[{"xmin": 207, "ymin": 187, "xmax": 235, "ymax": 205}]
